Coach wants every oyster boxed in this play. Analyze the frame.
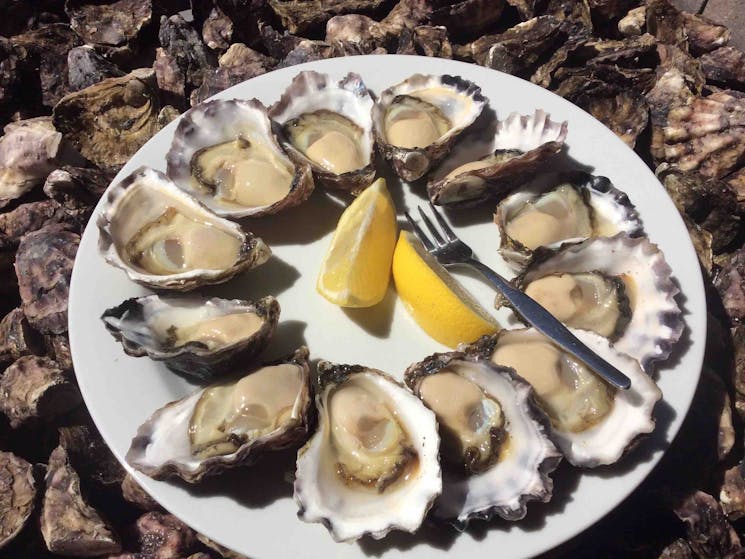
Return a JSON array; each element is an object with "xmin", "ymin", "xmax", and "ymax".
[
  {"xmin": 167, "ymin": 99, "xmax": 314, "ymax": 218},
  {"xmin": 372, "ymin": 74, "xmax": 487, "ymax": 182},
  {"xmin": 270, "ymin": 71, "xmax": 375, "ymax": 194},
  {"xmin": 126, "ymin": 347, "xmax": 311, "ymax": 483},
  {"xmin": 0, "ymin": 451, "xmax": 36, "ymax": 550},
  {"xmin": 294, "ymin": 361, "xmax": 441, "ymax": 542},
  {"xmin": 404, "ymin": 352, "xmax": 560, "ymax": 526},
  {"xmin": 495, "ymin": 171, "xmax": 643, "ymax": 271},
  {"xmin": 507, "ymin": 234, "xmax": 683, "ymax": 372},
  {"xmin": 102, "ymin": 295, "xmax": 280, "ymax": 380},
  {"xmin": 467, "ymin": 328, "xmax": 662, "ymax": 467},
  {"xmin": 428, "ymin": 110, "xmax": 568, "ymax": 208},
  {"xmin": 97, "ymin": 167, "xmax": 270, "ymax": 291}
]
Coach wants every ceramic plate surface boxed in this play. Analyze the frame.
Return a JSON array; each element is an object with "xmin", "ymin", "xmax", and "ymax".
[{"xmin": 69, "ymin": 55, "xmax": 706, "ymax": 559}]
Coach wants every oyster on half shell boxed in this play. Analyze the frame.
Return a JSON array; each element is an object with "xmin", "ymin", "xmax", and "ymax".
[
  {"xmin": 372, "ymin": 74, "xmax": 487, "ymax": 182},
  {"xmin": 270, "ymin": 71, "xmax": 375, "ymax": 195},
  {"xmin": 97, "ymin": 167, "xmax": 270, "ymax": 291},
  {"xmin": 166, "ymin": 99, "xmax": 314, "ymax": 218},
  {"xmin": 126, "ymin": 347, "xmax": 312, "ymax": 483},
  {"xmin": 101, "ymin": 295, "xmax": 280, "ymax": 380},
  {"xmin": 467, "ymin": 328, "xmax": 662, "ymax": 467},
  {"xmin": 294, "ymin": 361, "xmax": 441, "ymax": 542},
  {"xmin": 495, "ymin": 171, "xmax": 643, "ymax": 271},
  {"xmin": 428, "ymin": 110, "xmax": 568, "ymax": 208},
  {"xmin": 506, "ymin": 234, "xmax": 684, "ymax": 372},
  {"xmin": 405, "ymin": 352, "xmax": 560, "ymax": 527}
]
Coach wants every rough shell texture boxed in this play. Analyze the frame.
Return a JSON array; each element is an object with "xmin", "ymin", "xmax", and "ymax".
[
  {"xmin": 167, "ymin": 98, "xmax": 314, "ymax": 217},
  {"xmin": 371, "ymin": 73, "xmax": 487, "ymax": 182},
  {"xmin": 431, "ymin": 0, "xmax": 505, "ymax": 38},
  {"xmin": 512, "ymin": 234, "xmax": 684, "ymax": 372},
  {"xmin": 270, "ymin": 71, "xmax": 376, "ymax": 194},
  {"xmin": 295, "ymin": 361, "xmax": 442, "ymax": 542},
  {"xmin": 0, "ymin": 308, "xmax": 44, "ymax": 369},
  {"xmin": 66, "ymin": 0, "xmax": 152, "ymax": 47},
  {"xmin": 126, "ymin": 347, "xmax": 312, "ymax": 483},
  {"xmin": 43, "ymin": 166, "xmax": 113, "ymax": 213},
  {"xmin": 97, "ymin": 166, "xmax": 271, "ymax": 291},
  {"xmin": 121, "ymin": 474, "xmax": 160, "ymax": 511},
  {"xmin": 41, "ymin": 445, "xmax": 121, "ymax": 557},
  {"xmin": 0, "ymin": 451, "xmax": 36, "ymax": 550},
  {"xmin": 269, "ymin": 0, "xmax": 388, "ymax": 34},
  {"xmin": 674, "ymin": 491, "xmax": 743, "ymax": 559},
  {"xmin": 53, "ymin": 68, "xmax": 162, "ymax": 170},
  {"xmin": 721, "ymin": 463, "xmax": 745, "ymax": 521},
  {"xmin": 14, "ymin": 224, "xmax": 79, "ymax": 335},
  {"xmin": 404, "ymin": 351, "xmax": 560, "ymax": 527},
  {"xmin": 58, "ymin": 424, "xmax": 125, "ymax": 489},
  {"xmin": 682, "ymin": 12, "xmax": 731, "ymax": 55},
  {"xmin": 428, "ymin": 110, "xmax": 568, "ymax": 207},
  {"xmin": 101, "ymin": 295, "xmax": 280, "ymax": 380},
  {"xmin": 0, "ymin": 200, "xmax": 66, "ymax": 247},
  {"xmin": 111, "ymin": 512, "xmax": 198, "ymax": 559},
  {"xmin": 464, "ymin": 328, "xmax": 662, "ymax": 467},
  {"xmin": 67, "ymin": 45, "xmax": 125, "ymax": 92},
  {"xmin": 714, "ymin": 247, "xmax": 745, "ymax": 325},
  {"xmin": 700, "ymin": 47, "xmax": 745, "ymax": 89},
  {"xmin": 495, "ymin": 171, "xmax": 644, "ymax": 271},
  {"xmin": 0, "ymin": 355, "xmax": 81, "ymax": 428}
]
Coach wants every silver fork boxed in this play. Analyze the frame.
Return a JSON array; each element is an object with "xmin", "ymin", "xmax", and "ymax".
[{"xmin": 405, "ymin": 202, "xmax": 631, "ymax": 390}]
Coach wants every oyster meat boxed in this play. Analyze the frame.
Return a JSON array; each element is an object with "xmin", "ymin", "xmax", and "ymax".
[
  {"xmin": 468, "ymin": 328, "xmax": 662, "ymax": 467},
  {"xmin": 495, "ymin": 171, "xmax": 643, "ymax": 270},
  {"xmin": 97, "ymin": 166, "xmax": 270, "ymax": 291},
  {"xmin": 507, "ymin": 234, "xmax": 683, "ymax": 372},
  {"xmin": 167, "ymin": 99, "xmax": 314, "ymax": 218},
  {"xmin": 294, "ymin": 361, "xmax": 441, "ymax": 542},
  {"xmin": 405, "ymin": 352, "xmax": 560, "ymax": 526},
  {"xmin": 270, "ymin": 71, "xmax": 376, "ymax": 194},
  {"xmin": 127, "ymin": 347, "xmax": 312, "ymax": 483},
  {"xmin": 102, "ymin": 295, "xmax": 280, "ymax": 380},
  {"xmin": 372, "ymin": 74, "xmax": 487, "ymax": 182},
  {"xmin": 428, "ymin": 110, "xmax": 568, "ymax": 207}
]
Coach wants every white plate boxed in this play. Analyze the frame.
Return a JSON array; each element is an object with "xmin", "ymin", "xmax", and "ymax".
[{"xmin": 69, "ymin": 55, "xmax": 705, "ymax": 559}]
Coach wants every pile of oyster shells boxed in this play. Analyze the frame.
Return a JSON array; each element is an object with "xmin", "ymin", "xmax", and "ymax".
[{"xmin": 0, "ymin": 0, "xmax": 744, "ymax": 557}]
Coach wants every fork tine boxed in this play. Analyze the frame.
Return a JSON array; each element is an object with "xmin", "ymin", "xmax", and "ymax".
[
  {"xmin": 428, "ymin": 202, "xmax": 458, "ymax": 242},
  {"xmin": 404, "ymin": 211, "xmax": 435, "ymax": 251},
  {"xmin": 417, "ymin": 207, "xmax": 446, "ymax": 246}
]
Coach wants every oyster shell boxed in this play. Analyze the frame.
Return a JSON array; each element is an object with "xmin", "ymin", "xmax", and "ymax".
[
  {"xmin": 126, "ymin": 347, "xmax": 311, "ymax": 483},
  {"xmin": 507, "ymin": 234, "xmax": 684, "ymax": 372},
  {"xmin": 270, "ymin": 71, "xmax": 376, "ymax": 194},
  {"xmin": 294, "ymin": 361, "xmax": 441, "ymax": 542},
  {"xmin": 404, "ymin": 352, "xmax": 560, "ymax": 526},
  {"xmin": 467, "ymin": 328, "xmax": 662, "ymax": 467},
  {"xmin": 372, "ymin": 74, "xmax": 487, "ymax": 182},
  {"xmin": 167, "ymin": 99, "xmax": 313, "ymax": 218},
  {"xmin": 495, "ymin": 171, "xmax": 643, "ymax": 271},
  {"xmin": 97, "ymin": 167, "xmax": 270, "ymax": 291},
  {"xmin": 102, "ymin": 294, "xmax": 280, "ymax": 380},
  {"xmin": 0, "ymin": 451, "xmax": 36, "ymax": 550},
  {"xmin": 700, "ymin": 47, "xmax": 745, "ymax": 90},
  {"xmin": 428, "ymin": 110, "xmax": 568, "ymax": 208}
]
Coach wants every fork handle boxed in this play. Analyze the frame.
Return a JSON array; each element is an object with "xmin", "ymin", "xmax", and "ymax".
[{"xmin": 466, "ymin": 259, "xmax": 632, "ymax": 390}]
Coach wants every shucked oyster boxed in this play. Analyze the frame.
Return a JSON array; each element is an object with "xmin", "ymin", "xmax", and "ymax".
[
  {"xmin": 372, "ymin": 74, "xmax": 487, "ymax": 182},
  {"xmin": 167, "ymin": 99, "xmax": 314, "ymax": 218},
  {"xmin": 506, "ymin": 234, "xmax": 683, "ymax": 372},
  {"xmin": 428, "ymin": 110, "xmax": 568, "ymax": 208},
  {"xmin": 97, "ymin": 167, "xmax": 270, "ymax": 291},
  {"xmin": 495, "ymin": 171, "xmax": 643, "ymax": 271},
  {"xmin": 295, "ymin": 361, "xmax": 441, "ymax": 542},
  {"xmin": 405, "ymin": 352, "xmax": 560, "ymax": 527},
  {"xmin": 126, "ymin": 347, "xmax": 311, "ymax": 483},
  {"xmin": 467, "ymin": 328, "xmax": 662, "ymax": 467},
  {"xmin": 101, "ymin": 295, "xmax": 280, "ymax": 380},
  {"xmin": 270, "ymin": 72, "xmax": 375, "ymax": 195}
]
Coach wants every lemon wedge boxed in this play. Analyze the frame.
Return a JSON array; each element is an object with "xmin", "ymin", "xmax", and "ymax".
[
  {"xmin": 317, "ymin": 178, "xmax": 397, "ymax": 307},
  {"xmin": 392, "ymin": 230, "xmax": 499, "ymax": 348}
]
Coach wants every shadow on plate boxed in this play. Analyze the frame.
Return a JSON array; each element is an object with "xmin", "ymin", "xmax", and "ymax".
[
  {"xmin": 343, "ymin": 287, "xmax": 397, "ymax": 339},
  {"xmin": 262, "ymin": 319, "xmax": 309, "ymax": 361},
  {"xmin": 206, "ymin": 255, "xmax": 301, "ymax": 300}
]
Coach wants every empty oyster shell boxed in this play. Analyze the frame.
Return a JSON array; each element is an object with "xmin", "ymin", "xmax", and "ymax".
[
  {"xmin": 166, "ymin": 99, "xmax": 314, "ymax": 218},
  {"xmin": 97, "ymin": 166, "xmax": 270, "ymax": 291},
  {"xmin": 270, "ymin": 71, "xmax": 375, "ymax": 194},
  {"xmin": 428, "ymin": 110, "xmax": 568, "ymax": 207},
  {"xmin": 467, "ymin": 328, "xmax": 662, "ymax": 467},
  {"xmin": 372, "ymin": 74, "xmax": 487, "ymax": 182},
  {"xmin": 126, "ymin": 347, "xmax": 312, "ymax": 483},
  {"xmin": 495, "ymin": 171, "xmax": 643, "ymax": 271},
  {"xmin": 505, "ymin": 234, "xmax": 684, "ymax": 372},
  {"xmin": 101, "ymin": 295, "xmax": 280, "ymax": 380},
  {"xmin": 404, "ymin": 352, "xmax": 560, "ymax": 527},
  {"xmin": 294, "ymin": 361, "xmax": 441, "ymax": 542}
]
